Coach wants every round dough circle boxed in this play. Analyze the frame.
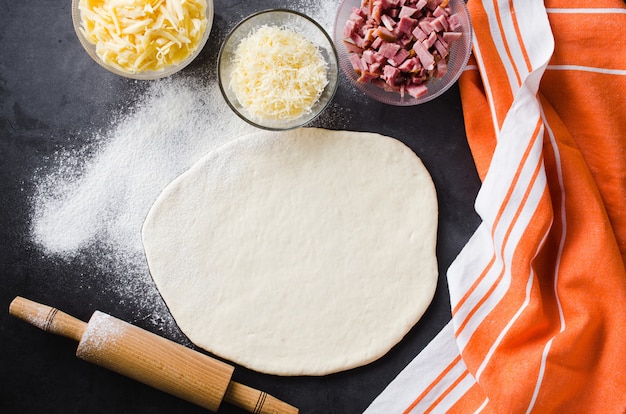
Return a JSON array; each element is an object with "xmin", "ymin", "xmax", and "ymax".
[{"xmin": 142, "ymin": 128, "xmax": 438, "ymax": 375}]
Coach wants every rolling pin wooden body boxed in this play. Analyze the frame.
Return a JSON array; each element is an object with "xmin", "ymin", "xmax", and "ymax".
[{"xmin": 9, "ymin": 296, "xmax": 298, "ymax": 414}]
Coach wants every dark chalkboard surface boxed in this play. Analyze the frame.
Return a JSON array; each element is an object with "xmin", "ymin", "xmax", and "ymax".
[{"xmin": 0, "ymin": 1, "xmax": 480, "ymax": 412}]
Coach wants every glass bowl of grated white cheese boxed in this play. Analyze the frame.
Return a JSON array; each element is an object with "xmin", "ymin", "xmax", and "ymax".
[
  {"xmin": 72, "ymin": 0, "xmax": 213, "ymax": 80},
  {"xmin": 218, "ymin": 9, "xmax": 339, "ymax": 131}
]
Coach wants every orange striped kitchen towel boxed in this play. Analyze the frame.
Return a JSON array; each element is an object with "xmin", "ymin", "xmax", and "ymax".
[{"xmin": 366, "ymin": 0, "xmax": 626, "ymax": 412}]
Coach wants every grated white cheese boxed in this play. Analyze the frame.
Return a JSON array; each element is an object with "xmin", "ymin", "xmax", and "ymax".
[
  {"xmin": 79, "ymin": 0, "xmax": 208, "ymax": 74},
  {"xmin": 229, "ymin": 25, "xmax": 328, "ymax": 122}
]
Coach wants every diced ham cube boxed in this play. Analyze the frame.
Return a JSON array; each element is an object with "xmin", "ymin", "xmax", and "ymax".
[
  {"xmin": 436, "ymin": 59, "xmax": 448, "ymax": 78},
  {"xmin": 362, "ymin": 49, "xmax": 378, "ymax": 64},
  {"xmin": 436, "ymin": 33, "xmax": 449, "ymax": 47},
  {"xmin": 423, "ymin": 31, "xmax": 437, "ymax": 48},
  {"xmin": 397, "ymin": 59, "xmax": 412, "ymax": 71},
  {"xmin": 406, "ymin": 83, "xmax": 428, "ymax": 98},
  {"xmin": 428, "ymin": 17, "xmax": 445, "ymax": 32},
  {"xmin": 399, "ymin": 6, "xmax": 418, "ymax": 18},
  {"xmin": 412, "ymin": 26, "xmax": 428, "ymax": 42},
  {"xmin": 442, "ymin": 31, "xmax": 462, "ymax": 43},
  {"xmin": 374, "ymin": 26, "xmax": 397, "ymax": 42},
  {"xmin": 379, "ymin": 41, "xmax": 401, "ymax": 59},
  {"xmin": 413, "ymin": 41, "xmax": 435, "ymax": 70},
  {"xmin": 431, "ymin": 15, "xmax": 449, "ymax": 31},
  {"xmin": 433, "ymin": 5, "xmax": 449, "ymax": 18},
  {"xmin": 371, "ymin": 49, "xmax": 388, "ymax": 64},
  {"xmin": 398, "ymin": 35, "xmax": 413, "ymax": 47},
  {"xmin": 344, "ymin": 20, "xmax": 357, "ymax": 38},
  {"xmin": 381, "ymin": 14, "xmax": 396, "ymax": 31},
  {"xmin": 415, "ymin": 0, "xmax": 428, "ymax": 10},
  {"xmin": 358, "ymin": 70, "xmax": 379, "ymax": 83},
  {"xmin": 434, "ymin": 39, "xmax": 449, "ymax": 58},
  {"xmin": 381, "ymin": 0, "xmax": 402, "ymax": 8},
  {"xmin": 396, "ymin": 16, "xmax": 417, "ymax": 36},
  {"xmin": 361, "ymin": 56, "xmax": 370, "ymax": 72},
  {"xmin": 372, "ymin": 3, "xmax": 383, "ymax": 23},
  {"xmin": 371, "ymin": 36, "xmax": 383, "ymax": 49},
  {"xmin": 357, "ymin": 72, "xmax": 378, "ymax": 83},
  {"xmin": 398, "ymin": 56, "xmax": 421, "ymax": 72},
  {"xmin": 383, "ymin": 64, "xmax": 401, "ymax": 85},
  {"xmin": 418, "ymin": 19, "xmax": 433, "ymax": 34},
  {"xmin": 349, "ymin": 11, "xmax": 366, "ymax": 27},
  {"xmin": 349, "ymin": 53, "xmax": 365, "ymax": 74},
  {"xmin": 343, "ymin": 40, "xmax": 363, "ymax": 54},
  {"xmin": 447, "ymin": 13, "xmax": 461, "ymax": 30},
  {"xmin": 350, "ymin": 32, "xmax": 366, "ymax": 48},
  {"xmin": 388, "ymin": 48, "xmax": 410, "ymax": 66},
  {"xmin": 369, "ymin": 62, "xmax": 382, "ymax": 73}
]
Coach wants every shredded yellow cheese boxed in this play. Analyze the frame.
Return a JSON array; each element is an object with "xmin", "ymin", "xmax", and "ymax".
[
  {"xmin": 229, "ymin": 25, "xmax": 328, "ymax": 122},
  {"xmin": 79, "ymin": 0, "xmax": 208, "ymax": 74}
]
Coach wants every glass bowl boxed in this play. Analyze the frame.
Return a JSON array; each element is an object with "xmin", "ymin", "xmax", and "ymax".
[
  {"xmin": 218, "ymin": 9, "xmax": 339, "ymax": 131},
  {"xmin": 71, "ymin": 0, "xmax": 214, "ymax": 80},
  {"xmin": 334, "ymin": 0, "xmax": 472, "ymax": 106}
]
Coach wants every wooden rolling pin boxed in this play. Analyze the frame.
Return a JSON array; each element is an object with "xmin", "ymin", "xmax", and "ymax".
[{"xmin": 9, "ymin": 296, "xmax": 298, "ymax": 414}]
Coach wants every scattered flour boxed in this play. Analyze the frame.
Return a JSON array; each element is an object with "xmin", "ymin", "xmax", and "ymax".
[
  {"xmin": 299, "ymin": 0, "xmax": 341, "ymax": 35},
  {"xmin": 31, "ymin": 76, "xmax": 255, "ymax": 338},
  {"xmin": 33, "ymin": 77, "xmax": 253, "ymax": 257}
]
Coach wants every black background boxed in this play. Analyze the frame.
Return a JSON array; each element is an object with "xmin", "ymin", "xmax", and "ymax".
[{"xmin": 0, "ymin": 1, "xmax": 481, "ymax": 413}]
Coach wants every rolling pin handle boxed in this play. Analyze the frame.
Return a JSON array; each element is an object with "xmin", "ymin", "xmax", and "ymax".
[
  {"xmin": 225, "ymin": 381, "xmax": 299, "ymax": 414},
  {"xmin": 9, "ymin": 296, "xmax": 86, "ymax": 341}
]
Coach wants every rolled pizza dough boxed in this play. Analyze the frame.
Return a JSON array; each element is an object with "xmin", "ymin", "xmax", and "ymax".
[{"xmin": 142, "ymin": 128, "xmax": 438, "ymax": 375}]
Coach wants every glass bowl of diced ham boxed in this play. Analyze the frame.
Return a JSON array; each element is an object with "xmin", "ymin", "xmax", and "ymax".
[{"xmin": 334, "ymin": 0, "xmax": 472, "ymax": 105}]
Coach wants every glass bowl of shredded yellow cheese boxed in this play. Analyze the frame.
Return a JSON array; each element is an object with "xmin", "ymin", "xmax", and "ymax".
[
  {"xmin": 218, "ymin": 9, "xmax": 339, "ymax": 130},
  {"xmin": 72, "ymin": 0, "xmax": 213, "ymax": 79}
]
